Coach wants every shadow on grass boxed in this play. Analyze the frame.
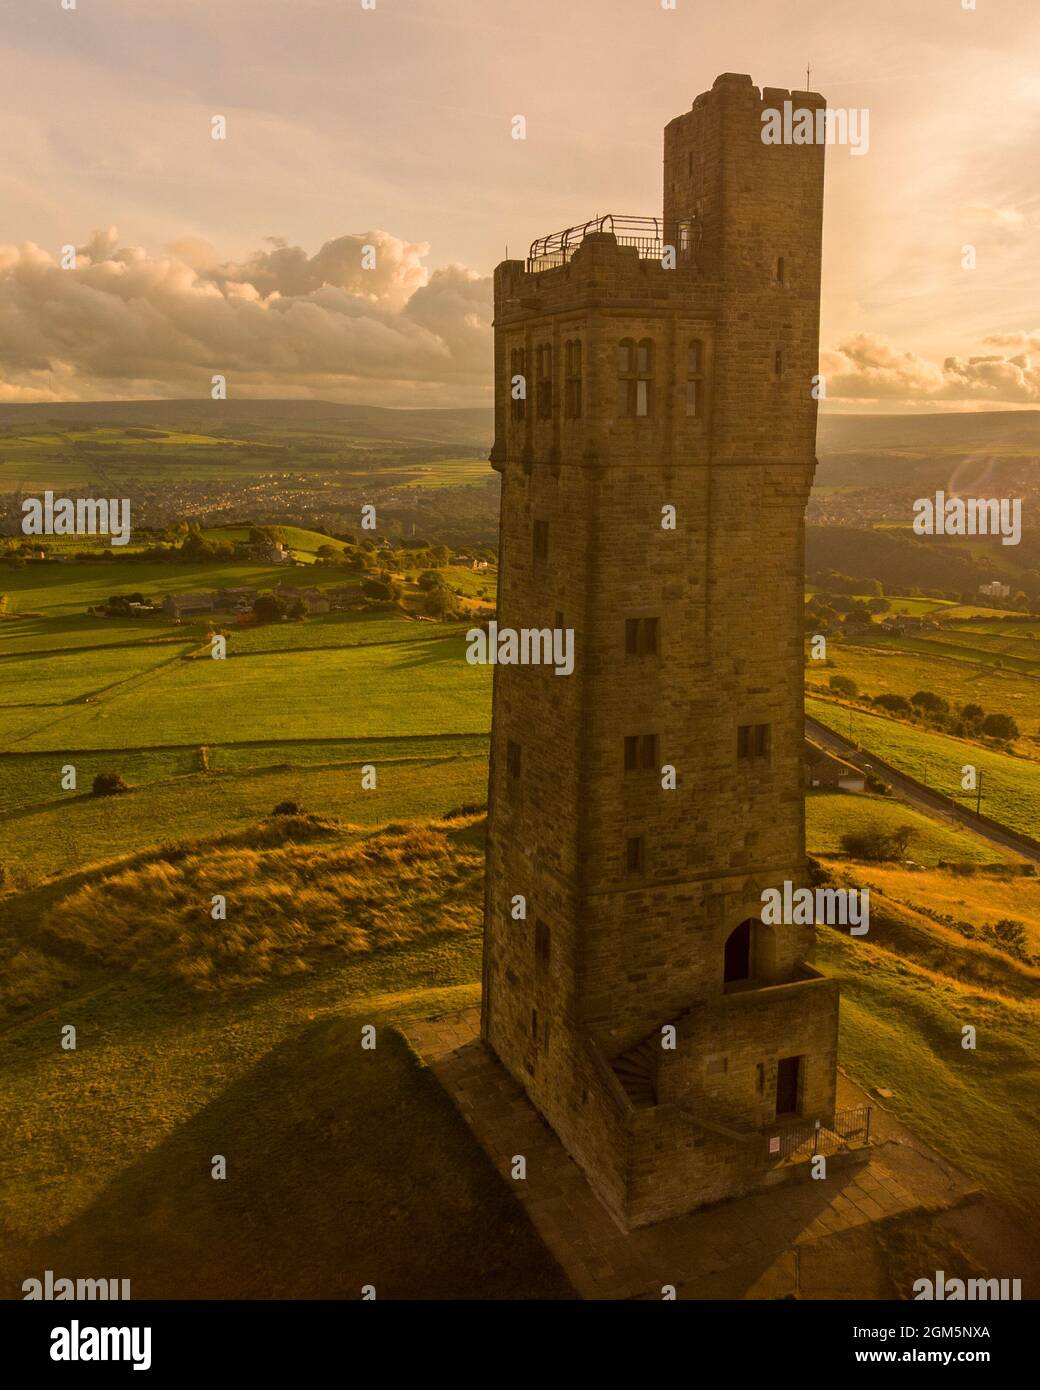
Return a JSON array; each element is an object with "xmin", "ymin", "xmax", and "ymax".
[{"xmin": 7, "ymin": 1016, "xmax": 575, "ymax": 1300}]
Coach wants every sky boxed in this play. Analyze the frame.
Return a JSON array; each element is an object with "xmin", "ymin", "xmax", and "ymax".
[{"xmin": 0, "ymin": 0, "xmax": 1038, "ymax": 411}]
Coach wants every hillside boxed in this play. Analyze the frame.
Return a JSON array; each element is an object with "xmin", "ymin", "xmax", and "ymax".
[
  {"xmin": 0, "ymin": 811, "xmax": 573, "ymax": 1299},
  {"xmin": 0, "ymin": 398, "xmax": 494, "ymax": 447},
  {"xmin": 2, "ymin": 806, "xmax": 1038, "ymax": 1302}
]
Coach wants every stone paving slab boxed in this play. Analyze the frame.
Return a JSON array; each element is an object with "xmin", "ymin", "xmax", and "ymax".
[{"xmin": 402, "ymin": 1007, "xmax": 980, "ymax": 1301}]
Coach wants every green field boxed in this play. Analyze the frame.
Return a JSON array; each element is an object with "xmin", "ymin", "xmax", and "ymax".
[
  {"xmin": 807, "ymin": 696, "xmax": 1040, "ymax": 838},
  {"xmin": 0, "ymin": 550, "xmax": 493, "ymax": 877},
  {"xmin": 0, "ymin": 555, "xmax": 354, "ymax": 618},
  {"xmin": 402, "ymin": 458, "xmax": 494, "ymax": 489},
  {"xmin": 806, "ymin": 791, "xmax": 1020, "ymax": 866},
  {"xmin": 807, "ymin": 623, "xmax": 1040, "ymax": 742},
  {"xmin": 0, "ymin": 411, "xmax": 492, "ymax": 493},
  {"xmin": 1, "ymin": 740, "xmax": 488, "ymax": 880},
  {"xmin": 6, "ymin": 632, "xmax": 489, "ymax": 753}
]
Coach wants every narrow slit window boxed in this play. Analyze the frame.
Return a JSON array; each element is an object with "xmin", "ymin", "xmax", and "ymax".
[
  {"xmin": 686, "ymin": 339, "xmax": 704, "ymax": 418},
  {"xmin": 625, "ymin": 835, "xmax": 644, "ymax": 875}
]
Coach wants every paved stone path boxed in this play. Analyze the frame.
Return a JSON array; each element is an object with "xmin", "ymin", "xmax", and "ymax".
[{"xmin": 402, "ymin": 1007, "xmax": 979, "ymax": 1300}]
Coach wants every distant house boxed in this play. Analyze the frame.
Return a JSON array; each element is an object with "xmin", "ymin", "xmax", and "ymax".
[
  {"xmin": 471, "ymin": 559, "xmax": 490, "ymax": 572},
  {"xmin": 215, "ymin": 586, "xmax": 256, "ymax": 609},
  {"xmin": 276, "ymin": 585, "xmax": 330, "ymax": 614},
  {"xmin": 805, "ymin": 740, "xmax": 865, "ymax": 792},
  {"xmin": 979, "ymin": 580, "xmax": 1010, "ymax": 599},
  {"xmin": 162, "ymin": 592, "xmax": 216, "ymax": 620},
  {"xmin": 249, "ymin": 541, "xmax": 289, "ymax": 563}
]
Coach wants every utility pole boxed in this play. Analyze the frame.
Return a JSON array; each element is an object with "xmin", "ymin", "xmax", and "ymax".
[
  {"xmin": 806, "ymin": 60, "xmax": 813, "ymax": 90},
  {"xmin": 976, "ymin": 769, "xmax": 983, "ymax": 817}
]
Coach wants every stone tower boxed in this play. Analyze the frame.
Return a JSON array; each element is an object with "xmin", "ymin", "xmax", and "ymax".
[{"xmin": 481, "ymin": 74, "xmax": 840, "ymax": 1228}]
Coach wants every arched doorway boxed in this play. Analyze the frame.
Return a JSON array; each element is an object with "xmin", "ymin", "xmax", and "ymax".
[{"xmin": 723, "ymin": 918, "xmax": 753, "ymax": 985}]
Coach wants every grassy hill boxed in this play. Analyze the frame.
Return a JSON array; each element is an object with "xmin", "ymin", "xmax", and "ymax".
[
  {"xmin": 2, "ymin": 806, "xmax": 1038, "ymax": 1302},
  {"xmin": 0, "ymin": 811, "xmax": 573, "ymax": 1299}
]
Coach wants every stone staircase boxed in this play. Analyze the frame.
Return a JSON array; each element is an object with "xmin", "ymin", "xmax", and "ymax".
[{"xmin": 611, "ymin": 1036, "xmax": 659, "ymax": 1106}]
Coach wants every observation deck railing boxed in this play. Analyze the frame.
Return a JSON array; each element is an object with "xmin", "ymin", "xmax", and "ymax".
[{"xmin": 526, "ymin": 213, "xmax": 699, "ymax": 273}]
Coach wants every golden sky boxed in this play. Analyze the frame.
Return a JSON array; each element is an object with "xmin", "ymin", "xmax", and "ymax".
[{"xmin": 1, "ymin": 0, "xmax": 1037, "ymax": 410}]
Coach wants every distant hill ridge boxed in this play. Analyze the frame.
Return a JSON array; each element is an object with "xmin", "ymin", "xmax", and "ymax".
[
  {"xmin": 0, "ymin": 398, "xmax": 495, "ymax": 447},
  {"xmin": 2, "ymin": 400, "xmax": 1038, "ymax": 450}
]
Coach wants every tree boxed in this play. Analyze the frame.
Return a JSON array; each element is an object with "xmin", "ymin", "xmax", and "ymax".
[
  {"xmin": 980, "ymin": 712, "xmax": 1019, "ymax": 740},
  {"xmin": 872, "ymin": 693, "xmax": 911, "ymax": 714},
  {"xmin": 960, "ymin": 703, "xmax": 984, "ymax": 724},
  {"xmin": 423, "ymin": 587, "xmax": 461, "ymax": 619},
  {"xmin": 253, "ymin": 593, "xmax": 286, "ymax": 623},
  {"xmin": 92, "ymin": 771, "xmax": 129, "ymax": 796},
  {"xmin": 840, "ymin": 823, "xmax": 913, "ymax": 862},
  {"xmin": 362, "ymin": 577, "xmax": 399, "ymax": 601},
  {"xmin": 910, "ymin": 690, "xmax": 949, "ymax": 716},
  {"xmin": 418, "ymin": 570, "xmax": 447, "ymax": 592},
  {"xmin": 272, "ymin": 800, "xmax": 301, "ymax": 816}
]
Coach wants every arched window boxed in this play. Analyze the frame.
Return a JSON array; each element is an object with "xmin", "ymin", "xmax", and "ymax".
[
  {"xmin": 510, "ymin": 347, "xmax": 526, "ymax": 422},
  {"xmin": 686, "ymin": 339, "xmax": 704, "ymax": 418},
  {"xmin": 617, "ymin": 338, "xmax": 654, "ymax": 418},
  {"xmin": 564, "ymin": 339, "xmax": 583, "ymax": 418},
  {"xmin": 723, "ymin": 919, "xmax": 753, "ymax": 985},
  {"xmin": 536, "ymin": 343, "xmax": 553, "ymax": 420}
]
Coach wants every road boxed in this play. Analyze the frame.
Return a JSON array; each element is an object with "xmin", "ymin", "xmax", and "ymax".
[{"xmin": 805, "ymin": 713, "xmax": 1040, "ymax": 866}]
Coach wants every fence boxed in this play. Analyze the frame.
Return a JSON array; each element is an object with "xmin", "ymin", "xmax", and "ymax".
[{"xmin": 770, "ymin": 1105, "xmax": 872, "ymax": 1161}]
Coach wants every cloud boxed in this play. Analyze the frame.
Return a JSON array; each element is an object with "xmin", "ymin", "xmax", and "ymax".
[
  {"xmin": 0, "ymin": 228, "xmax": 493, "ymax": 406},
  {"xmin": 821, "ymin": 333, "xmax": 1040, "ymax": 406},
  {"xmin": 960, "ymin": 204, "xmax": 1027, "ymax": 234}
]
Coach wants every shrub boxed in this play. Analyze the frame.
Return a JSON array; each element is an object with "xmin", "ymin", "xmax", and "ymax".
[
  {"xmin": 990, "ymin": 919, "xmax": 1027, "ymax": 951},
  {"xmin": 828, "ymin": 675, "xmax": 858, "ymax": 698},
  {"xmin": 92, "ymin": 771, "xmax": 129, "ymax": 796},
  {"xmin": 272, "ymin": 801, "xmax": 301, "ymax": 816},
  {"xmin": 872, "ymin": 693, "xmax": 912, "ymax": 714},
  {"xmin": 839, "ymin": 823, "xmax": 914, "ymax": 862}
]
